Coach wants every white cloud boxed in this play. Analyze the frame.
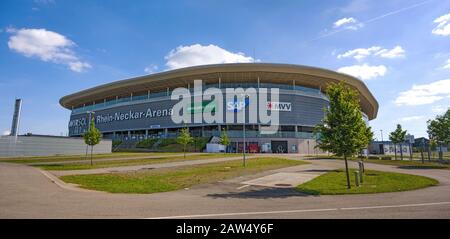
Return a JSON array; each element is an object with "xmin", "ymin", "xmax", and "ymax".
[
  {"xmin": 333, "ymin": 17, "xmax": 363, "ymax": 30},
  {"xmin": 374, "ymin": 46, "xmax": 405, "ymax": 59},
  {"xmin": 395, "ymin": 79, "xmax": 450, "ymax": 106},
  {"xmin": 337, "ymin": 46, "xmax": 381, "ymax": 60},
  {"xmin": 2, "ymin": 130, "xmax": 11, "ymax": 136},
  {"xmin": 432, "ymin": 13, "xmax": 450, "ymax": 36},
  {"xmin": 68, "ymin": 62, "xmax": 91, "ymax": 73},
  {"xmin": 337, "ymin": 64, "xmax": 387, "ymax": 80},
  {"xmin": 334, "ymin": 17, "xmax": 357, "ymax": 27},
  {"xmin": 399, "ymin": 116, "xmax": 423, "ymax": 122},
  {"xmin": 165, "ymin": 44, "xmax": 257, "ymax": 70},
  {"xmin": 7, "ymin": 28, "xmax": 91, "ymax": 72},
  {"xmin": 338, "ymin": 45, "xmax": 405, "ymax": 60},
  {"xmin": 443, "ymin": 59, "xmax": 450, "ymax": 69},
  {"xmin": 144, "ymin": 64, "xmax": 158, "ymax": 74},
  {"xmin": 431, "ymin": 105, "xmax": 448, "ymax": 114}
]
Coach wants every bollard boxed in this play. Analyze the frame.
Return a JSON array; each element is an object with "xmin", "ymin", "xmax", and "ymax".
[
  {"xmin": 354, "ymin": 171, "xmax": 360, "ymax": 187},
  {"xmin": 358, "ymin": 161, "xmax": 365, "ymax": 173}
]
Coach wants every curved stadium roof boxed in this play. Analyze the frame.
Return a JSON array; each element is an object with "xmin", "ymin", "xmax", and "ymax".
[{"xmin": 60, "ymin": 63, "xmax": 379, "ymax": 120}]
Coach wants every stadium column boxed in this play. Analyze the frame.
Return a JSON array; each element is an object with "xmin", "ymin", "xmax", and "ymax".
[{"xmin": 145, "ymin": 129, "xmax": 148, "ymax": 139}]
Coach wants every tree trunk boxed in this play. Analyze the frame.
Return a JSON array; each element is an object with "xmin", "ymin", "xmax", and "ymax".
[
  {"xmin": 85, "ymin": 145, "xmax": 88, "ymax": 160},
  {"xmin": 400, "ymin": 143, "xmax": 404, "ymax": 161},
  {"xmin": 184, "ymin": 145, "xmax": 186, "ymax": 159},
  {"xmin": 344, "ymin": 155, "xmax": 351, "ymax": 189},
  {"xmin": 409, "ymin": 143, "xmax": 413, "ymax": 161},
  {"xmin": 439, "ymin": 144, "xmax": 443, "ymax": 161},
  {"xmin": 394, "ymin": 144, "xmax": 397, "ymax": 160},
  {"xmin": 90, "ymin": 145, "xmax": 93, "ymax": 166},
  {"xmin": 427, "ymin": 146, "xmax": 431, "ymax": 162},
  {"xmin": 421, "ymin": 147, "xmax": 424, "ymax": 164}
]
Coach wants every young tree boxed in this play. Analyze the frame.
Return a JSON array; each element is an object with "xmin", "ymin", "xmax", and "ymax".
[
  {"xmin": 389, "ymin": 124, "xmax": 407, "ymax": 160},
  {"xmin": 219, "ymin": 129, "xmax": 231, "ymax": 153},
  {"xmin": 315, "ymin": 82, "xmax": 373, "ymax": 189},
  {"xmin": 83, "ymin": 118, "xmax": 102, "ymax": 166},
  {"xmin": 177, "ymin": 127, "xmax": 193, "ymax": 158},
  {"xmin": 427, "ymin": 109, "xmax": 450, "ymax": 161}
]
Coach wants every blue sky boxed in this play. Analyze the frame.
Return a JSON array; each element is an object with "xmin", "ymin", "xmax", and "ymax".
[{"xmin": 0, "ymin": 0, "xmax": 449, "ymax": 139}]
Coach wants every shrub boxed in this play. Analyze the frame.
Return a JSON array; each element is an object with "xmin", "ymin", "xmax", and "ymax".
[
  {"xmin": 136, "ymin": 138, "xmax": 158, "ymax": 148},
  {"xmin": 112, "ymin": 140, "xmax": 122, "ymax": 148}
]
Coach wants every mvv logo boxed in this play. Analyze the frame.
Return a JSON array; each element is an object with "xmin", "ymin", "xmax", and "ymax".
[{"xmin": 267, "ymin": 102, "xmax": 292, "ymax": 111}]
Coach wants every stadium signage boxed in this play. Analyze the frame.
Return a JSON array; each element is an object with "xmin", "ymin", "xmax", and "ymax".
[
  {"xmin": 226, "ymin": 98, "xmax": 250, "ymax": 112},
  {"xmin": 95, "ymin": 108, "xmax": 173, "ymax": 124},
  {"xmin": 267, "ymin": 102, "xmax": 292, "ymax": 111}
]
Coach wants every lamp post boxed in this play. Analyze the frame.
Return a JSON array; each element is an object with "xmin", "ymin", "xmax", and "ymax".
[{"xmin": 241, "ymin": 94, "xmax": 249, "ymax": 167}]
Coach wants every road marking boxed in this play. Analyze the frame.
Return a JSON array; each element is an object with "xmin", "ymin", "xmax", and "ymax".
[
  {"xmin": 145, "ymin": 201, "xmax": 450, "ymax": 219},
  {"xmin": 340, "ymin": 201, "xmax": 450, "ymax": 210},
  {"xmin": 147, "ymin": 208, "xmax": 338, "ymax": 219},
  {"xmin": 237, "ymin": 184, "xmax": 250, "ymax": 190}
]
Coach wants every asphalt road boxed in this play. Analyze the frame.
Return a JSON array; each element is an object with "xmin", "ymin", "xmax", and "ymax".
[{"xmin": 1, "ymin": 158, "xmax": 449, "ymax": 218}]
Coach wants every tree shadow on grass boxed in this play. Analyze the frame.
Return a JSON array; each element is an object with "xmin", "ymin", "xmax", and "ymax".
[
  {"xmin": 299, "ymin": 169, "xmax": 334, "ymax": 173},
  {"xmin": 207, "ymin": 187, "xmax": 319, "ymax": 199},
  {"xmin": 397, "ymin": 165, "xmax": 447, "ymax": 170}
]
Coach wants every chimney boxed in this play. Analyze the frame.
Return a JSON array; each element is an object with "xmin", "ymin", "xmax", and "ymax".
[{"xmin": 10, "ymin": 99, "xmax": 22, "ymax": 136}]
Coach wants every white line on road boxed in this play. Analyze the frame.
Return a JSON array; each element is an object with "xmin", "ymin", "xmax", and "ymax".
[
  {"xmin": 237, "ymin": 184, "xmax": 250, "ymax": 190},
  {"xmin": 145, "ymin": 201, "xmax": 450, "ymax": 219},
  {"xmin": 340, "ymin": 201, "xmax": 450, "ymax": 210}
]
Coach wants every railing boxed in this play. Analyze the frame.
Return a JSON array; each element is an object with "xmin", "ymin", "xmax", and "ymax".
[
  {"xmin": 107, "ymin": 130, "xmax": 315, "ymax": 141},
  {"xmin": 71, "ymin": 83, "xmax": 326, "ymax": 115}
]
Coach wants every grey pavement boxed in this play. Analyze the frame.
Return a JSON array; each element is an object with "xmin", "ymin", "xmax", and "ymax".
[
  {"xmin": 24, "ymin": 153, "xmax": 203, "ymax": 165},
  {"xmin": 1, "ymin": 158, "xmax": 449, "ymax": 218},
  {"xmin": 50, "ymin": 155, "xmax": 259, "ymax": 176}
]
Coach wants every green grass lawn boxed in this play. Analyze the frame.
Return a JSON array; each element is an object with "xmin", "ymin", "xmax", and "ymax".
[
  {"xmin": 61, "ymin": 157, "xmax": 308, "ymax": 193},
  {"xmin": 360, "ymin": 159, "xmax": 449, "ymax": 169},
  {"xmin": 38, "ymin": 153, "xmax": 242, "ymax": 171},
  {"xmin": 296, "ymin": 169, "xmax": 438, "ymax": 195},
  {"xmin": 0, "ymin": 152, "xmax": 184, "ymax": 164},
  {"xmin": 306, "ymin": 155, "xmax": 450, "ymax": 170},
  {"xmin": 136, "ymin": 137, "xmax": 210, "ymax": 152},
  {"xmin": 412, "ymin": 152, "xmax": 450, "ymax": 161}
]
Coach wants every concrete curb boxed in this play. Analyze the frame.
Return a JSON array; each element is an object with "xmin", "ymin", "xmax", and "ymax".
[{"xmin": 39, "ymin": 169, "xmax": 106, "ymax": 194}]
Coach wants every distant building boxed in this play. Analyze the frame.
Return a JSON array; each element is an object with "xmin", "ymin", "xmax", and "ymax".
[{"xmin": 369, "ymin": 141, "xmax": 411, "ymax": 155}]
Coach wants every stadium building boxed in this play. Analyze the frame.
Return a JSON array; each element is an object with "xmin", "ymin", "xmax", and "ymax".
[{"xmin": 60, "ymin": 63, "xmax": 378, "ymax": 153}]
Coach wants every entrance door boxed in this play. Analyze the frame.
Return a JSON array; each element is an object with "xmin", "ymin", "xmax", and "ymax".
[
  {"xmin": 271, "ymin": 141, "xmax": 288, "ymax": 153},
  {"xmin": 379, "ymin": 144, "xmax": 384, "ymax": 154}
]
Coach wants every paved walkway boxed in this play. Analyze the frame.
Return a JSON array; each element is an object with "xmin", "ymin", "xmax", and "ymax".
[
  {"xmin": 26, "ymin": 153, "xmax": 203, "ymax": 165},
  {"xmin": 50, "ymin": 155, "xmax": 259, "ymax": 176},
  {"xmin": 1, "ymin": 158, "xmax": 449, "ymax": 218}
]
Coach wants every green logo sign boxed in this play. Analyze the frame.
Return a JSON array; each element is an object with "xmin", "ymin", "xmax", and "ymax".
[{"xmin": 187, "ymin": 101, "xmax": 216, "ymax": 114}]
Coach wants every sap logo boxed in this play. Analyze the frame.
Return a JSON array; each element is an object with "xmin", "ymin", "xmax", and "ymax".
[
  {"xmin": 226, "ymin": 98, "xmax": 250, "ymax": 112},
  {"xmin": 267, "ymin": 102, "xmax": 292, "ymax": 111}
]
